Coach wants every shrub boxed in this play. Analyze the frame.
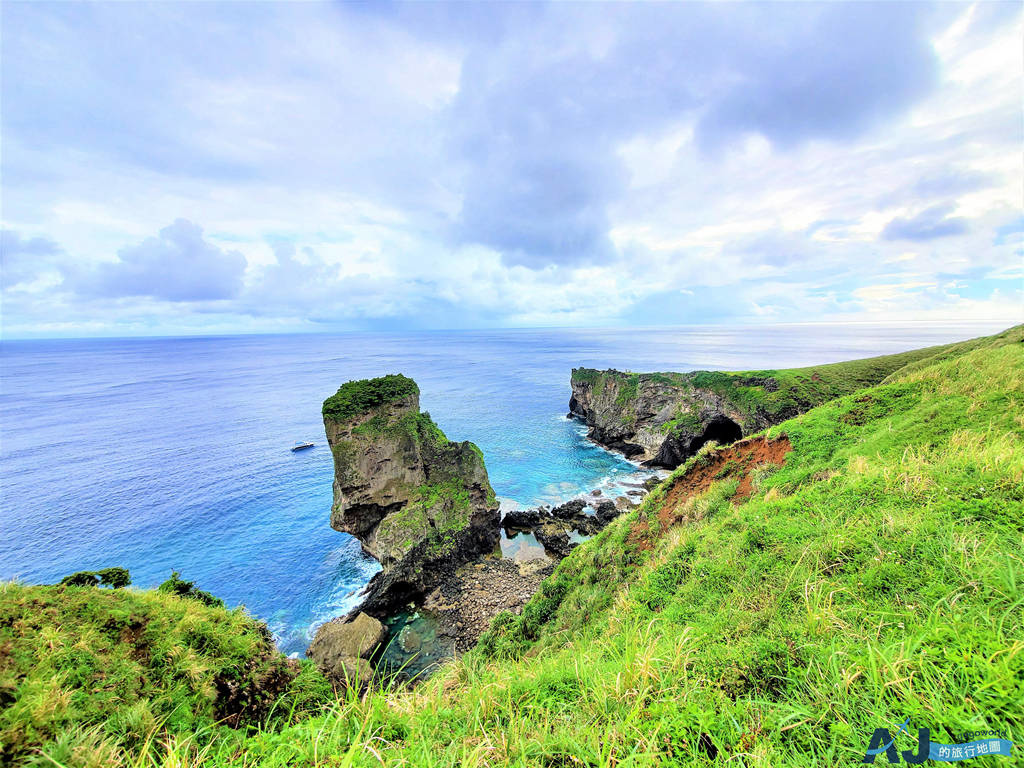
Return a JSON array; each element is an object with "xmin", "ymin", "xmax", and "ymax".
[
  {"xmin": 157, "ymin": 571, "xmax": 225, "ymax": 608},
  {"xmin": 58, "ymin": 567, "xmax": 131, "ymax": 588},
  {"xmin": 322, "ymin": 374, "xmax": 419, "ymax": 421}
]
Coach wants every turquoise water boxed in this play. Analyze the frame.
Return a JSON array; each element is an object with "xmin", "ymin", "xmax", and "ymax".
[{"xmin": 0, "ymin": 324, "xmax": 997, "ymax": 654}]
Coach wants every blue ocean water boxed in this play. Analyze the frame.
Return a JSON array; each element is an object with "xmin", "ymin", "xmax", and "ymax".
[{"xmin": 0, "ymin": 323, "xmax": 1001, "ymax": 654}]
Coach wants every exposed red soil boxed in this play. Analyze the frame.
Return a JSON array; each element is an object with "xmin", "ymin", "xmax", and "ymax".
[{"xmin": 628, "ymin": 435, "xmax": 792, "ymax": 549}]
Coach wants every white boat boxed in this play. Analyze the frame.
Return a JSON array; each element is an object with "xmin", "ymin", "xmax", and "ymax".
[{"xmin": 291, "ymin": 441, "xmax": 315, "ymax": 451}]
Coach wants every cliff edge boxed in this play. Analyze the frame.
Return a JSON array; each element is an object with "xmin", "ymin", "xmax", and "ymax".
[
  {"xmin": 321, "ymin": 374, "xmax": 500, "ymax": 616},
  {"xmin": 569, "ymin": 333, "xmax": 1009, "ymax": 468}
]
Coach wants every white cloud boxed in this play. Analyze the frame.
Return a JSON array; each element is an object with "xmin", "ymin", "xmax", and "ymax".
[{"xmin": 1, "ymin": 2, "xmax": 1021, "ymax": 336}]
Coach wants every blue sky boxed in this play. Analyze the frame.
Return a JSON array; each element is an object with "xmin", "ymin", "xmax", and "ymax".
[{"xmin": 1, "ymin": 1, "xmax": 1021, "ymax": 337}]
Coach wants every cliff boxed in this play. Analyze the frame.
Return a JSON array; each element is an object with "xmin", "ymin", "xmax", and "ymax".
[
  {"xmin": 569, "ymin": 332, "xmax": 1013, "ymax": 467},
  {"xmin": 321, "ymin": 374, "xmax": 500, "ymax": 615}
]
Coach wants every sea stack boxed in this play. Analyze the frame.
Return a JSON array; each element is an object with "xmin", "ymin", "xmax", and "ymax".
[{"xmin": 319, "ymin": 374, "xmax": 500, "ymax": 616}]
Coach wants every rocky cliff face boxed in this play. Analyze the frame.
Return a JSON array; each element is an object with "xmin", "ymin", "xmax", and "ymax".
[
  {"xmin": 569, "ymin": 369, "xmax": 763, "ymax": 468},
  {"xmin": 322, "ymin": 374, "xmax": 500, "ymax": 616}
]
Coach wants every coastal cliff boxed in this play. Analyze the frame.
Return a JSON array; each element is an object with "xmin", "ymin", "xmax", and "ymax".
[
  {"xmin": 569, "ymin": 336, "xmax": 1005, "ymax": 468},
  {"xmin": 321, "ymin": 374, "xmax": 500, "ymax": 616},
  {"xmin": 569, "ymin": 369, "xmax": 748, "ymax": 467}
]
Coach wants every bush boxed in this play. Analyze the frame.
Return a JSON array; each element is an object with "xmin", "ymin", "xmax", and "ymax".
[
  {"xmin": 158, "ymin": 571, "xmax": 225, "ymax": 608},
  {"xmin": 58, "ymin": 567, "xmax": 131, "ymax": 588}
]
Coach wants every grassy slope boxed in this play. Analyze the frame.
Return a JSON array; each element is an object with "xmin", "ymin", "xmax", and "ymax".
[
  {"xmin": 4, "ymin": 327, "xmax": 1022, "ymax": 767},
  {"xmin": 0, "ymin": 584, "xmax": 331, "ymax": 767}
]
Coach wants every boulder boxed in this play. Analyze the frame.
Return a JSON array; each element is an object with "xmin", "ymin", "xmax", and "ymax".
[
  {"xmin": 502, "ymin": 507, "xmax": 541, "ymax": 531},
  {"xmin": 593, "ymin": 499, "xmax": 620, "ymax": 524},
  {"xmin": 307, "ymin": 612, "xmax": 385, "ymax": 690},
  {"xmin": 308, "ymin": 612, "xmax": 385, "ymax": 661},
  {"xmin": 315, "ymin": 653, "xmax": 373, "ymax": 692},
  {"xmin": 550, "ymin": 499, "xmax": 586, "ymax": 520},
  {"xmin": 535, "ymin": 524, "xmax": 575, "ymax": 559}
]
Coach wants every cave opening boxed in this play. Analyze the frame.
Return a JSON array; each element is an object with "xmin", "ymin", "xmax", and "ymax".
[{"xmin": 693, "ymin": 416, "xmax": 743, "ymax": 453}]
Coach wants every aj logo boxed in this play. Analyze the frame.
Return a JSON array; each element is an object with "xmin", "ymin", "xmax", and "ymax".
[
  {"xmin": 862, "ymin": 718, "xmax": 930, "ymax": 764},
  {"xmin": 861, "ymin": 718, "xmax": 1013, "ymax": 763}
]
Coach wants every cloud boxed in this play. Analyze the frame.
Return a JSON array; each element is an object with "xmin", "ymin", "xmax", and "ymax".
[
  {"xmin": 993, "ymin": 217, "xmax": 1024, "ymax": 246},
  {"xmin": 911, "ymin": 168, "xmax": 997, "ymax": 199},
  {"xmin": 446, "ymin": 2, "xmax": 942, "ymax": 268},
  {"xmin": 693, "ymin": 3, "xmax": 938, "ymax": 152},
  {"xmin": 882, "ymin": 204, "xmax": 970, "ymax": 242},
  {"xmin": 0, "ymin": 2, "xmax": 1021, "ymax": 336},
  {"xmin": 71, "ymin": 219, "xmax": 247, "ymax": 301},
  {"xmin": 1, "ymin": 230, "xmax": 63, "ymax": 287}
]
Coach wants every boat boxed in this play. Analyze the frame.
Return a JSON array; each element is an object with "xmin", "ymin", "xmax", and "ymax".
[{"xmin": 291, "ymin": 441, "xmax": 315, "ymax": 451}]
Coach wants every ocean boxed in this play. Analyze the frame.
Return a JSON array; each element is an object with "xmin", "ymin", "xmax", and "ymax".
[{"xmin": 0, "ymin": 322, "xmax": 1001, "ymax": 655}]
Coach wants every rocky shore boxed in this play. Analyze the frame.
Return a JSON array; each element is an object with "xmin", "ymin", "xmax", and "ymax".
[
  {"xmin": 422, "ymin": 556, "xmax": 554, "ymax": 652},
  {"xmin": 308, "ymin": 373, "xmax": 660, "ymax": 688}
]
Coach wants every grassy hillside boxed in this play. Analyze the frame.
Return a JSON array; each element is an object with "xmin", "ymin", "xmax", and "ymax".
[
  {"xmin": 3, "ymin": 326, "xmax": 1021, "ymax": 767},
  {"xmin": 0, "ymin": 582, "xmax": 332, "ymax": 767}
]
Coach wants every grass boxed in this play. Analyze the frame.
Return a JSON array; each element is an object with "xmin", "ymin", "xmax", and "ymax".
[
  {"xmin": 0, "ymin": 582, "xmax": 332, "ymax": 767},
  {"xmin": 4, "ymin": 326, "xmax": 1022, "ymax": 766},
  {"xmin": 322, "ymin": 374, "xmax": 420, "ymax": 422}
]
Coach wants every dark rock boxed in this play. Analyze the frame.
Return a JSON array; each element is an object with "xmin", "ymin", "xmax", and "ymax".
[
  {"xmin": 502, "ymin": 507, "xmax": 541, "ymax": 530},
  {"xmin": 593, "ymin": 499, "xmax": 620, "ymax": 524},
  {"xmin": 535, "ymin": 524, "xmax": 576, "ymax": 559},
  {"xmin": 550, "ymin": 499, "xmax": 586, "ymax": 520}
]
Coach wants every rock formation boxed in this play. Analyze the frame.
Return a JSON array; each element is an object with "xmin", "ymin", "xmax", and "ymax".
[
  {"xmin": 320, "ymin": 374, "xmax": 500, "ymax": 617},
  {"xmin": 306, "ymin": 612, "xmax": 384, "ymax": 691},
  {"xmin": 502, "ymin": 495, "xmax": 632, "ymax": 560},
  {"xmin": 569, "ymin": 369, "xmax": 776, "ymax": 468},
  {"xmin": 569, "ymin": 345, "xmax": 954, "ymax": 469}
]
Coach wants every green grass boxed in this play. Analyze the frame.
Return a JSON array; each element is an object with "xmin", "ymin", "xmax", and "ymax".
[
  {"xmin": 4, "ymin": 326, "xmax": 1022, "ymax": 767},
  {"xmin": 322, "ymin": 374, "xmax": 419, "ymax": 422},
  {"xmin": 0, "ymin": 582, "xmax": 333, "ymax": 767}
]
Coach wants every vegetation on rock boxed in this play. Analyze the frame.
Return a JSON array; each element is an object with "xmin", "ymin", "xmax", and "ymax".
[
  {"xmin": 322, "ymin": 374, "xmax": 419, "ymax": 422},
  {"xmin": 571, "ymin": 325, "xmax": 1024, "ymax": 466},
  {"xmin": 157, "ymin": 570, "xmax": 227, "ymax": 608}
]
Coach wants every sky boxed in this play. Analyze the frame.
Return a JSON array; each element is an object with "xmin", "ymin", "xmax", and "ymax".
[{"xmin": 1, "ymin": 1, "xmax": 1021, "ymax": 338}]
